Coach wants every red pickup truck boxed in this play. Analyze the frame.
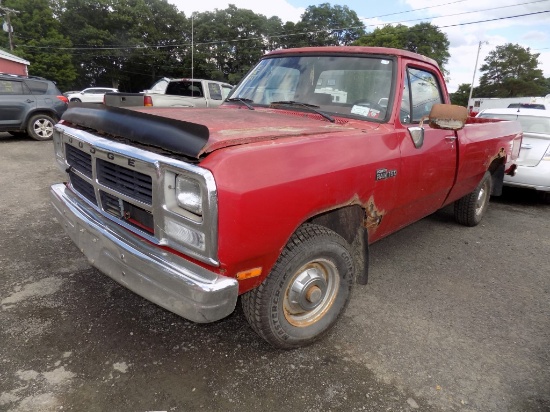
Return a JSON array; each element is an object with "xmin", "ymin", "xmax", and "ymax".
[{"xmin": 50, "ymin": 47, "xmax": 521, "ymax": 349}]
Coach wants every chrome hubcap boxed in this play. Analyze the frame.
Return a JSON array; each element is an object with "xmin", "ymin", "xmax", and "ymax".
[
  {"xmin": 287, "ymin": 267, "xmax": 328, "ymax": 312},
  {"xmin": 475, "ymin": 182, "xmax": 489, "ymax": 216},
  {"xmin": 283, "ymin": 259, "xmax": 340, "ymax": 327}
]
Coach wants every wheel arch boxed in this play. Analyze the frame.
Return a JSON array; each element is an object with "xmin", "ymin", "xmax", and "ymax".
[
  {"xmin": 307, "ymin": 204, "xmax": 369, "ymax": 285},
  {"xmin": 24, "ymin": 109, "xmax": 60, "ymax": 127},
  {"xmin": 487, "ymin": 156, "xmax": 506, "ymax": 196}
]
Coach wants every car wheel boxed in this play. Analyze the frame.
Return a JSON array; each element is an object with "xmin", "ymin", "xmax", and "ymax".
[
  {"xmin": 241, "ymin": 223, "xmax": 354, "ymax": 349},
  {"xmin": 27, "ymin": 114, "xmax": 56, "ymax": 141},
  {"xmin": 70, "ymin": 98, "xmax": 81, "ymax": 102},
  {"xmin": 454, "ymin": 171, "xmax": 492, "ymax": 226}
]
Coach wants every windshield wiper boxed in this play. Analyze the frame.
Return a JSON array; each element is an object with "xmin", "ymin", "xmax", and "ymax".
[
  {"xmin": 226, "ymin": 97, "xmax": 255, "ymax": 110},
  {"xmin": 270, "ymin": 101, "xmax": 335, "ymax": 123}
]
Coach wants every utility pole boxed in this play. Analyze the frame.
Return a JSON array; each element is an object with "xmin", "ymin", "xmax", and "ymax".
[
  {"xmin": 0, "ymin": 1, "xmax": 19, "ymax": 51},
  {"xmin": 191, "ymin": 14, "xmax": 194, "ymax": 81},
  {"xmin": 467, "ymin": 41, "xmax": 488, "ymax": 109}
]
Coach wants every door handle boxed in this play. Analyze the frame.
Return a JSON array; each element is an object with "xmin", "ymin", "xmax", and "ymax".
[
  {"xmin": 25, "ymin": 99, "xmax": 34, "ymax": 103},
  {"xmin": 521, "ymin": 144, "xmax": 532, "ymax": 149},
  {"xmin": 445, "ymin": 135, "xmax": 457, "ymax": 141}
]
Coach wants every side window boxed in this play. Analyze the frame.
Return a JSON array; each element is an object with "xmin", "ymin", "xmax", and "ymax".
[
  {"xmin": 401, "ymin": 67, "xmax": 444, "ymax": 123},
  {"xmin": 221, "ymin": 85, "xmax": 233, "ymax": 100},
  {"xmin": 0, "ymin": 80, "xmax": 27, "ymax": 95},
  {"xmin": 24, "ymin": 80, "xmax": 48, "ymax": 95},
  {"xmin": 208, "ymin": 83, "xmax": 222, "ymax": 100},
  {"xmin": 166, "ymin": 81, "xmax": 203, "ymax": 97}
]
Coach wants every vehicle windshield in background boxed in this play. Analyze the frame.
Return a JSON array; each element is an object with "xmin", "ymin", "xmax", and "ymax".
[
  {"xmin": 229, "ymin": 55, "xmax": 394, "ymax": 121},
  {"xmin": 478, "ymin": 113, "xmax": 550, "ymax": 134},
  {"xmin": 507, "ymin": 103, "xmax": 546, "ymax": 110}
]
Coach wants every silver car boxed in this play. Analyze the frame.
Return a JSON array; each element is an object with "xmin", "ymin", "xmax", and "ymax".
[{"xmin": 477, "ymin": 108, "xmax": 550, "ymax": 201}]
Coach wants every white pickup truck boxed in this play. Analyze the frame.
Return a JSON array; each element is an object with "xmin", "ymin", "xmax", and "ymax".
[{"xmin": 103, "ymin": 78, "xmax": 233, "ymax": 108}]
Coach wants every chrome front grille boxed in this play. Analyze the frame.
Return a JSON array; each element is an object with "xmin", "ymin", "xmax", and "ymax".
[
  {"xmin": 97, "ymin": 159, "xmax": 153, "ymax": 205},
  {"xmin": 69, "ymin": 171, "xmax": 96, "ymax": 204},
  {"xmin": 55, "ymin": 124, "xmax": 219, "ymax": 266},
  {"xmin": 65, "ymin": 142, "xmax": 154, "ymax": 234},
  {"xmin": 66, "ymin": 144, "xmax": 92, "ymax": 178}
]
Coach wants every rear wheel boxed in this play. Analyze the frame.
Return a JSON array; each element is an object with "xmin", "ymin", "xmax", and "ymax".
[
  {"xmin": 70, "ymin": 98, "xmax": 81, "ymax": 102},
  {"xmin": 27, "ymin": 114, "xmax": 56, "ymax": 141},
  {"xmin": 454, "ymin": 171, "xmax": 492, "ymax": 226},
  {"xmin": 242, "ymin": 224, "xmax": 354, "ymax": 349}
]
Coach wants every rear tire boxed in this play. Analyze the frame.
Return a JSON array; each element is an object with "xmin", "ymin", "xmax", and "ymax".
[
  {"xmin": 70, "ymin": 98, "xmax": 81, "ymax": 102},
  {"xmin": 454, "ymin": 171, "xmax": 492, "ymax": 226},
  {"xmin": 27, "ymin": 114, "xmax": 56, "ymax": 141},
  {"xmin": 241, "ymin": 224, "xmax": 354, "ymax": 349}
]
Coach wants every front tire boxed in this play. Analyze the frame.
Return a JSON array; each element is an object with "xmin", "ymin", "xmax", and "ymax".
[
  {"xmin": 27, "ymin": 114, "xmax": 56, "ymax": 141},
  {"xmin": 454, "ymin": 171, "xmax": 492, "ymax": 226},
  {"xmin": 242, "ymin": 224, "xmax": 354, "ymax": 349}
]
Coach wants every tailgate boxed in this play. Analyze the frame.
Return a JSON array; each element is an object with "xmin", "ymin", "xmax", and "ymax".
[{"xmin": 103, "ymin": 92, "xmax": 145, "ymax": 107}]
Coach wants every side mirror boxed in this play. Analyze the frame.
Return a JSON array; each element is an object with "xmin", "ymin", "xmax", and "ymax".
[{"xmin": 427, "ymin": 104, "xmax": 468, "ymax": 130}]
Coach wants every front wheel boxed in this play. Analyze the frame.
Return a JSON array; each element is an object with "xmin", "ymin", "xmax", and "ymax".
[
  {"xmin": 27, "ymin": 114, "xmax": 57, "ymax": 141},
  {"xmin": 454, "ymin": 171, "xmax": 492, "ymax": 226},
  {"xmin": 242, "ymin": 224, "xmax": 354, "ymax": 349}
]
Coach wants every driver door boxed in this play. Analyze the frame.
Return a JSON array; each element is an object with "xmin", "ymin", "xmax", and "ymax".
[{"xmin": 393, "ymin": 66, "xmax": 458, "ymax": 227}]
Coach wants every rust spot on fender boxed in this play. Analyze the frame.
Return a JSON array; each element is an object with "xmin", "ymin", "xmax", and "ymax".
[
  {"xmin": 486, "ymin": 147, "xmax": 506, "ymax": 168},
  {"xmin": 363, "ymin": 196, "xmax": 385, "ymax": 232}
]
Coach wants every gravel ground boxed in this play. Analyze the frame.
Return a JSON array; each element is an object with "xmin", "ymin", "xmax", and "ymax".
[{"xmin": 1, "ymin": 132, "xmax": 549, "ymax": 412}]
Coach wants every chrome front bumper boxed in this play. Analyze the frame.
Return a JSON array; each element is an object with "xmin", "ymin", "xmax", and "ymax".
[{"xmin": 50, "ymin": 183, "xmax": 238, "ymax": 323}]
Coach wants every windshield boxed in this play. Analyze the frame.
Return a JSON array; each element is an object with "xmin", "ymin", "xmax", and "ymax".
[
  {"xmin": 479, "ymin": 113, "xmax": 550, "ymax": 134},
  {"xmin": 229, "ymin": 54, "xmax": 394, "ymax": 121}
]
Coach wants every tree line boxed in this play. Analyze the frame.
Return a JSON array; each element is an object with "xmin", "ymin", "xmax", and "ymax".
[{"xmin": 1, "ymin": 0, "xmax": 548, "ymax": 100}]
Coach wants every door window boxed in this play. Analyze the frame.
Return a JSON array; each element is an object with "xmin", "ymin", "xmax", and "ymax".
[
  {"xmin": 208, "ymin": 83, "xmax": 222, "ymax": 100},
  {"xmin": 401, "ymin": 68, "xmax": 443, "ymax": 123}
]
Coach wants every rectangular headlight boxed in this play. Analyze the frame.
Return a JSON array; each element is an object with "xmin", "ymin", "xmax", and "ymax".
[{"xmin": 176, "ymin": 175, "xmax": 202, "ymax": 215}]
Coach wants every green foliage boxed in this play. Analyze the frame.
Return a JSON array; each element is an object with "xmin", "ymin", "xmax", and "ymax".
[
  {"xmin": 354, "ymin": 23, "xmax": 450, "ymax": 75},
  {"xmin": 1, "ymin": 0, "xmax": 77, "ymax": 90},
  {"xmin": 450, "ymin": 83, "xmax": 471, "ymax": 107},
  {"xmin": 293, "ymin": 3, "xmax": 365, "ymax": 47},
  {"xmin": 476, "ymin": 43, "xmax": 547, "ymax": 97},
  {"xmin": 58, "ymin": 0, "xmax": 188, "ymax": 92},
  {"xmin": 3, "ymin": 0, "xmax": 546, "ymax": 105},
  {"xmin": 192, "ymin": 5, "xmax": 283, "ymax": 84}
]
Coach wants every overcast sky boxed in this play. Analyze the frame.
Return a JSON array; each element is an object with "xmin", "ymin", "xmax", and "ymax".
[{"xmin": 170, "ymin": 0, "xmax": 550, "ymax": 94}]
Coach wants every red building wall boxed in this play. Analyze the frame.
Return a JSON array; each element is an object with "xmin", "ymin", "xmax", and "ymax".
[{"xmin": 0, "ymin": 58, "xmax": 28, "ymax": 76}]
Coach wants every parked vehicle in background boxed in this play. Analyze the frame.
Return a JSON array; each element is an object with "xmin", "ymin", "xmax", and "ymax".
[
  {"xmin": 63, "ymin": 90, "xmax": 80, "ymax": 98},
  {"xmin": 103, "ymin": 78, "xmax": 233, "ymax": 108},
  {"xmin": 67, "ymin": 87, "xmax": 118, "ymax": 103},
  {"xmin": 468, "ymin": 95, "xmax": 550, "ymax": 116},
  {"xmin": 477, "ymin": 108, "xmax": 550, "ymax": 201},
  {"xmin": 0, "ymin": 73, "xmax": 68, "ymax": 140},
  {"xmin": 51, "ymin": 46, "xmax": 522, "ymax": 349}
]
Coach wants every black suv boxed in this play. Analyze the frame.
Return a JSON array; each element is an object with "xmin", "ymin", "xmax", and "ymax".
[{"xmin": 0, "ymin": 74, "xmax": 68, "ymax": 140}]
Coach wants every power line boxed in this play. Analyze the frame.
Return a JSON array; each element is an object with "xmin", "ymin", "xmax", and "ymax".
[
  {"xmin": 13, "ymin": 9, "xmax": 550, "ymax": 51},
  {"xmin": 10, "ymin": 1, "xmax": 549, "ymax": 51}
]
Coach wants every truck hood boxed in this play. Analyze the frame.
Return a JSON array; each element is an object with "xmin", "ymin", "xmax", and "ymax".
[{"xmin": 61, "ymin": 104, "xmax": 355, "ymax": 159}]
